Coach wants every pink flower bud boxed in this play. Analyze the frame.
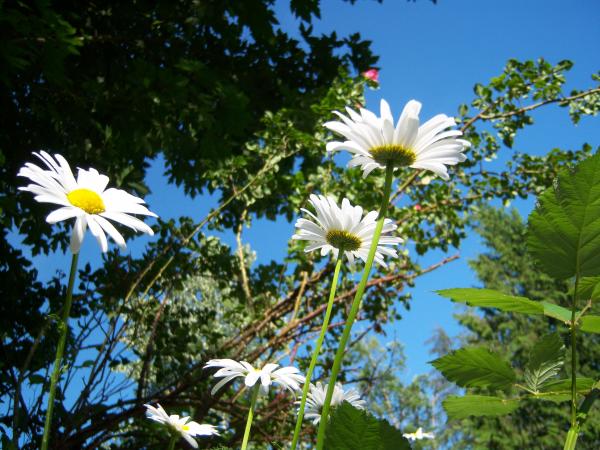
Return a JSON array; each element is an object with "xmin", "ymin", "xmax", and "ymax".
[
  {"xmin": 362, "ymin": 68, "xmax": 379, "ymax": 83},
  {"xmin": 414, "ymin": 204, "xmax": 422, "ymax": 211}
]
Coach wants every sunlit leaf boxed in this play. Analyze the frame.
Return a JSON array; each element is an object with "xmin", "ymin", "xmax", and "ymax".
[
  {"xmin": 542, "ymin": 302, "xmax": 572, "ymax": 323},
  {"xmin": 436, "ymin": 288, "xmax": 542, "ymax": 314},
  {"xmin": 527, "ymin": 154, "xmax": 600, "ymax": 279},
  {"xmin": 431, "ymin": 347, "xmax": 516, "ymax": 389},
  {"xmin": 580, "ymin": 315, "xmax": 600, "ymax": 333},
  {"xmin": 524, "ymin": 333, "xmax": 564, "ymax": 392}
]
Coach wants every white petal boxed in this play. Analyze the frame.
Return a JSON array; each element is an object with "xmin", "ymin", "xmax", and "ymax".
[
  {"xmin": 245, "ymin": 371, "xmax": 260, "ymax": 387},
  {"xmin": 87, "ymin": 216, "xmax": 108, "ymax": 252},
  {"xmin": 46, "ymin": 206, "xmax": 80, "ymax": 224},
  {"xmin": 70, "ymin": 216, "xmax": 87, "ymax": 254},
  {"xmin": 94, "ymin": 215, "xmax": 127, "ymax": 250},
  {"xmin": 100, "ymin": 211, "xmax": 154, "ymax": 235},
  {"xmin": 182, "ymin": 432, "xmax": 199, "ymax": 449}
]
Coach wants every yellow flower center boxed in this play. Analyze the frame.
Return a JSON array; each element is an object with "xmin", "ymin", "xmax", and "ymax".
[
  {"xmin": 369, "ymin": 144, "xmax": 416, "ymax": 167},
  {"xmin": 67, "ymin": 188, "xmax": 106, "ymax": 214},
  {"xmin": 181, "ymin": 424, "xmax": 190, "ymax": 431},
  {"xmin": 326, "ymin": 229, "xmax": 362, "ymax": 251}
]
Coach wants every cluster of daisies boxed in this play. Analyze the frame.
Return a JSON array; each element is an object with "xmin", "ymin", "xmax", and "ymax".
[
  {"xmin": 143, "ymin": 359, "xmax": 367, "ymax": 447},
  {"xmin": 293, "ymin": 98, "xmax": 468, "ymax": 270},
  {"xmin": 18, "ymin": 96, "xmax": 464, "ymax": 448}
]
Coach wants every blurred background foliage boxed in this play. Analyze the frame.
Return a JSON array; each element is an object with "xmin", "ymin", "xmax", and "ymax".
[{"xmin": 1, "ymin": 0, "xmax": 599, "ymax": 448}]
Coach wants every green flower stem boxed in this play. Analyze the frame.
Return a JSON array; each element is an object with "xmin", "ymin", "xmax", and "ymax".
[
  {"xmin": 167, "ymin": 434, "xmax": 177, "ymax": 450},
  {"xmin": 41, "ymin": 252, "xmax": 79, "ymax": 450},
  {"xmin": 564, "ymin": 426, "xmax": 579, "ymax": 450},
  {"xmin": 571, "ymin": 274, "xmax": 580, "ymax": 429},
  {"xmin": 315, "ymin": 165, "xmax": 395, "ymax": 450},
  {"xmin": 241, "ymin": 384, "xmax": 260, "ymax": 450},
  {"xmin": 563, "ymin": 273, "xmax": 580, "ymax": 450},
  {"xmin": 290, "ymin": 254, "xmax": 344, "ymax": 450}
]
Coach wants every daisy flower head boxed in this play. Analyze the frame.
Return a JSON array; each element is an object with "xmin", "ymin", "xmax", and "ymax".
[
  {"xmin": 292, "ymin": 194, "xmax": 402, "ymax": 268},
  {"xmin": 402, "ymin": 427, "xmax": 435, "ymax": 441},
  {"xmin": 144, "ymin": 403, "xmax": 218, "ymax": 449},
  {"xmin": 18, "ymin": 151, "xmax": 157, "ymax": 254},
  {"xmin": 204, "ymin": 359, "xmax": 305, "ymax": 396},
  {"xmin": 302, "ymin": 381, "xmax": 366, "ymax": 425},
  {"xmin": 324, "ymin": 99, "xmax": 470, "ymax": 180}
]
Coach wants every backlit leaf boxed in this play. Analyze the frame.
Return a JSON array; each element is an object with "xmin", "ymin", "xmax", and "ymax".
[
  {"xmin": 527, "ymin": 154, "xmax": 600, "ymax": 279},
  {"xmin": 436, "ymin": 288, "xmax": 542, "ymax": 314},
  {"xmin": 431, "ymin": 347, "xmax": 516, "ymax": 389}
]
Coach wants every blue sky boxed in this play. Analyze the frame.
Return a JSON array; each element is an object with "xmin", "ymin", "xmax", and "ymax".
[
  {"xmin": 264, "ymin": 0, "xmax": 600, "ymax": 379},
  {"xmin": 18, "ymin": 0, "xmax": 600, "ymax": 385}
]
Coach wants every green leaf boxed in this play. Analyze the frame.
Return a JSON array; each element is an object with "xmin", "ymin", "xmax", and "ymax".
[
  {"xmin": 541, "ymin": 377, "xmax": 596, "ymax": 393},
  {"xmin": 524, "ymin": 333, "xmax": 564, "ymax": 392},
  {"xmin": 532, "ymin": 392, "xmax": 571, "ymax": 403},
  {"xmin": 436, "ymin": 288, "xmax": 543, "ymax": 314},
  {"xmin": 527, "ymin": 153, "xmax": 600, "ymax": 279},
  {"xmin": 325, "ymin": 402, "xmax": 411, "ymax": 450},
  {"xmin": 1, "ymin": 435, "xmax": 17, "ymax": 450},
  {"xmin": 580, "ymin": 315, "xmax": 600, "ymax": 333},
  {"xmin": 541, "ymin": 301, "xmax": 572, "ymax": 323},
  {"xmin": 430, "ymin": 347, "xmax": 516, "ymax": 389},
  {"xmin": 527, "ymin": 333, "xmax": 564, "ymax": 369},
  {"xmin": 572, "ymin": 276, "xmax": 600, "ymax": 301},
  {"xmin": 443, "ymin": 395, "xmax": 519, "ymax": 419},
  {"xmin": 437, "ymin": 289, "xmax": 575, "ymax": 326},
  {"xmin": 29, "ymin": 374, "xmax": 46, "ymax": 384}
]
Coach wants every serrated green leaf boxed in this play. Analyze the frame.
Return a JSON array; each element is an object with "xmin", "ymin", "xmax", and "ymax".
[
  {"xmin": 580, "ymin": 315, "xmax": 600, "ymax": 333},
  {"xmin": 379, "ymin": 417, "xmax": 412, "ymax": 450},
  {"xmin": 443, "ymin": 395, "xmax": 519, "ymax": 419},
  {"xmin": 572, "ymin": 276, "xmax": 600, "ymax": 301},
  {"xmin": 431, "ymin": 347, "xmax": 516, "ymax": 389},
  {"xmin": 325, "ymin": 402, "xmax": 411, "ymax": 450},
  {"xmin": 527, "ymin": 154, "xmax": 600, "ymax": 279},
  {"xmin": 524, "ymin": 333, "xmax": 565, "ymax": 392},
  {"xmin": 541, "ymin": 377, "xmax": 596, "ymax": 393},
  {"xmin": 527, "ymin": 333, "xmax": 564, "ymax": 369},
  {"xmin": 532, "ymin": 392, "xmax": 571, "ymax": 403},
  {"xmin": 437, "ymin": 288, "xmax": 542, "ymax": 314},
  {"xmin": 542, "ymin": 301, "xmax": 572, "ymax": 323}
]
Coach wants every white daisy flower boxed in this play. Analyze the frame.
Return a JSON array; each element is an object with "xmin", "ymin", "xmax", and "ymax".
[
  {"xmin": 324, "ymin": 99, "xmax": 470, "ymax": 180},
  {"xmin": 144, "ymin": 403, "xmax": 218, "ymax": 449},
  {"xmin": 402, "ymin": 427, "xmax": 435, "ymax": 441},
  {"xmin": 302, "ymin": 382, "xmax": 366, "ymax": 425},
  {"xmin": 292, "ymin": 194, "xmax": 402, "ymax": 268},
  {"xmin": 18, "ymin": 151, "xmax": 157, "ymax": 254},
  {"xmin": 204, "ymin": 359, "xmax": 305, "ymax": 396}
]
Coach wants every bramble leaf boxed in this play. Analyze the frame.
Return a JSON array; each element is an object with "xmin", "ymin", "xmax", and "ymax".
[
  {"xmin": 527, "ymin": 153, "xmax": 600, "ymax": 279},
  {"xmin": 541, "ymin": 377, "xmax": 596, "ymax": 393},
  {"xmin": 436, "ymin": 288, "xmax": 542, "ymax": 314},
  {"xmin": 572, "ymin": 276, "xmax": 600, "ymax": 301},
  {"xmin": 443, "ymin": 395, "xmax": 519, "ymax": 419},
  {"xmin": 524, "ymin": 333, "xmax": 564, "ymax": 392},
  {"xmin": 431, "ymin": 347, "xmax": 516, "ymax": 389},
  {"xmin": 542, "ymin": 302, "xmax": 572, "ymax": 323},
  {"xmin": 325, "ymin": 402, "xmax": 411, "ymax": 450},
  {"xmin": 580, "ymin": 315, "xmax": 600, "ymax": 333}
]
